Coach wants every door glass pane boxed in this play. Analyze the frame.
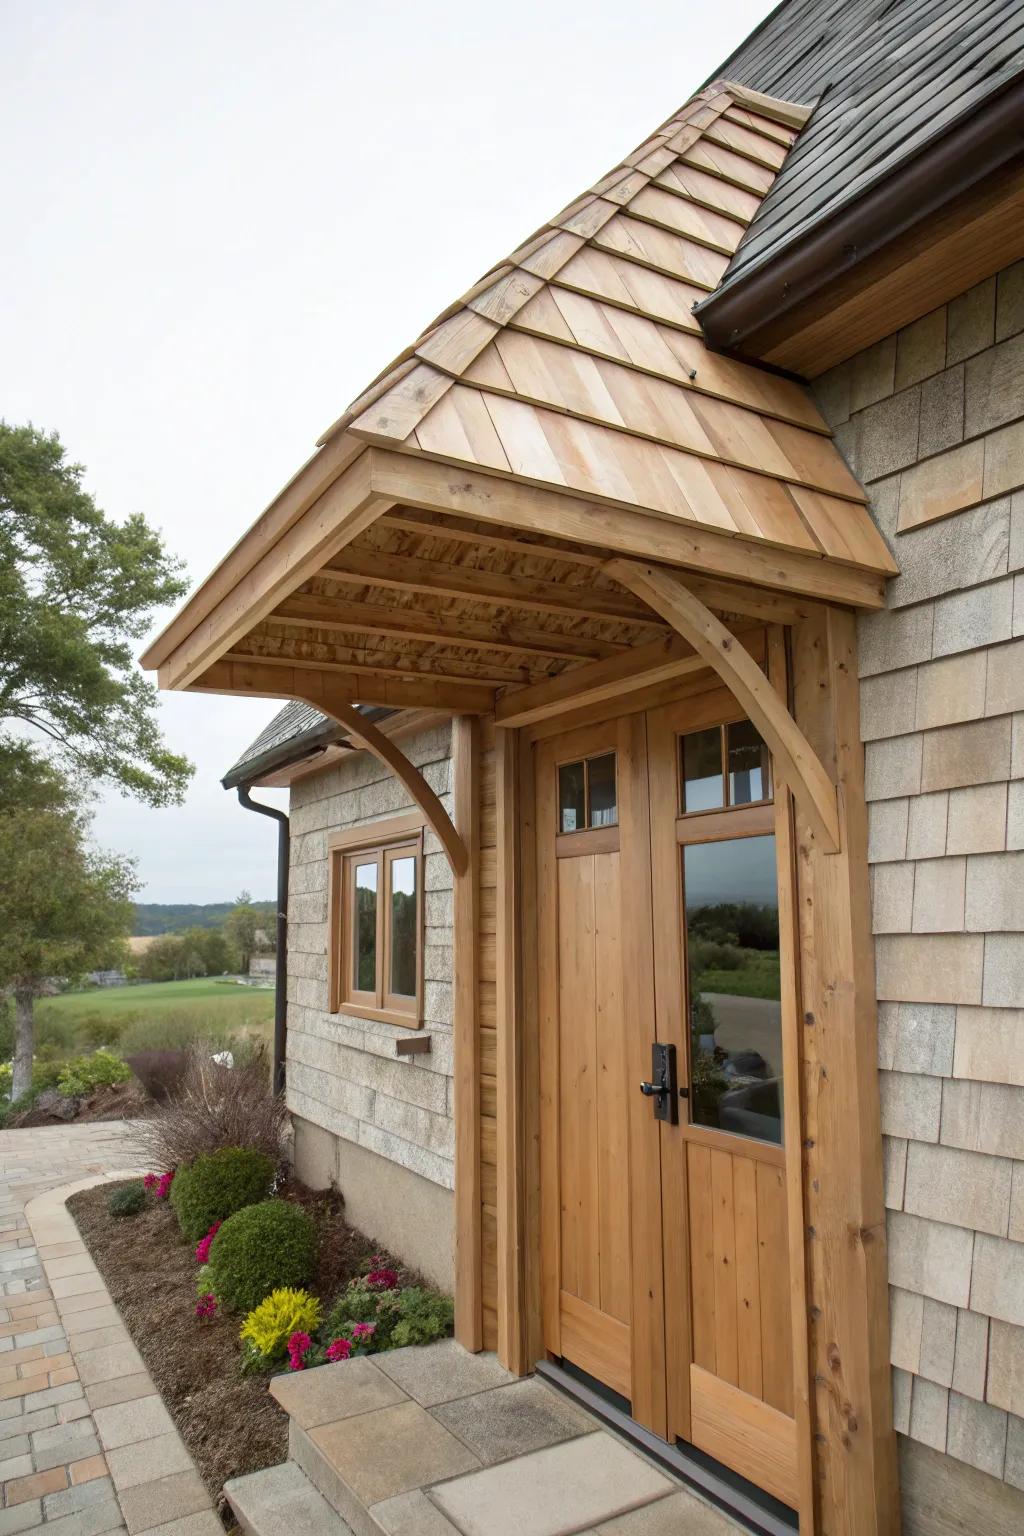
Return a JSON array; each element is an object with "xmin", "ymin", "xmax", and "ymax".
[
  {"xmin": 587, "ymin": 753, "xmax": 617, "ymax": 827},
  {"xmin": 558, "ymin": 760, "xmax": 586, "ymax": 833},
  {"xmin": 389, "ymin": 855, "xmax": 417, "ymax": 999},
  {"xmin": 727, "ymin": 720, "xmax": 769, "ymax": 806},
  {"xmin": 683, "ymin": 835, "xmax": 783, "ymax": 1145},
  {"xmin": 353, "ymin": 862, "xmax": 378, "ymax": 993},
  {"xmin": 680, "ymin": 728, "xmax": 724, "ymax": 813}
]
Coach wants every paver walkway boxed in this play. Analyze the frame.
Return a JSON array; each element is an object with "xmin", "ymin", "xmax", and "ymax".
[{"xmin": 0, "ymin": 1123, "xmax": 219, "ymax": 1536}]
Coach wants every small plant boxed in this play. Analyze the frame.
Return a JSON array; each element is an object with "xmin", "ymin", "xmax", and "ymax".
[
  {"xmin": 170, "ymin": 1146, "xmax": 274, "ymax": 1244},
  {"xmin": 194, "ymin": 1221, "xmax": 221, "ymax": 1265},
  {"xmin": 0, "ymin": 1063, "xmax": 11, "ymax": 1099},
  {"xmin": 57, "ymin": 1049, "xmax": 131, "ymax": 1098},
  {"xmin": 207, "ymin": 1199, "xmax": 316, "ymax": 1315},
  {"xmin": 107, "ymin": 1182, "xmax": 146, "ymax": 1219},
  {"xmin": 195, "ymin": 1293, "xmax": 218, "ymax": 1321},
  {"xmin": 322, "ymin": 1274, "xmax": 453, "ymax": 1354},
  {"xmin": 240, "ymin": 1288, "xmax": 321, "ymax": 1369},
  {"xmin": 144, "ymin": 1169, "xmax": 175, "ymax": 1199},
  {"xmin": 287, "ymin": 1331, "xmax": 313, "ymax": 1371}
]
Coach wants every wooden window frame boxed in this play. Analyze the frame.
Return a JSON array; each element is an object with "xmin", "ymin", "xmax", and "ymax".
[
  {"xmin": 678, "ymin": 717, "xmax": 773, "ymax": 821},
  {"xmin": 554, "ymin": 748, "xmax": 619, "ymax": 838},
  {"xmin": 327, "ymin": 811, "xmax": 426, "ymax": 1028}
]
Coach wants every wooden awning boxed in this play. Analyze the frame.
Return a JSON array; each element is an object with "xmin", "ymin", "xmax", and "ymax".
[{"xmin": 142, "ymin": 78, "xmax": 894, "ymax": 714}]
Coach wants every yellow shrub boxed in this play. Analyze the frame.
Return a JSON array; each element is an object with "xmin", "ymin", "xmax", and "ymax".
[{"xmin": 240, "ymin": 1288, "xmax": 321, "ymax": 1359}]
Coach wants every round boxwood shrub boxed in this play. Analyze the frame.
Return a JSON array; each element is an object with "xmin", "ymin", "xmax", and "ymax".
[
  {"xmin": 207, "ymin": 1199, "xmax": 316, "ymax": 1314},
  {"xmin": 107, "ymin": 1182, "xmax": 146, "ymax": 1219},
  {"xmin": 170, "ymin": 1146, "xmax": 274, "ymax": 1245}
]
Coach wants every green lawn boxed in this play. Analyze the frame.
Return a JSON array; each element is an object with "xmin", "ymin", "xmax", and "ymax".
[{"xmin": 33, "ymin": 977, "xmax": 274, "ymax": 1057}]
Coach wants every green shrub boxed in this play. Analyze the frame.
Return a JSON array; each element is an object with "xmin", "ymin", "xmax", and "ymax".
[
  {"xmin": 322, "ymin": 1278, "xmax": 453, "ymax": 1353},
  {"xmin": 207, "ymin": 1200, "xmax": 316, "ymax": 1315},
  {"xmin": 108, "ymin": 1182, "xmax": 146, "ymax": 1219},
  {"xmin": 77, "ymin": 1015, "xmax": 126, "ymax": 1050},
  {"xmin": 169, "ymin": 1146, "xmax": 274, "ymax": 1245},
  {"xmin": 57, "ymin": 1050, "xmax": 131, "ymax": 1098},
  {"xmin": 240, "ymin": 1287, "xmax": 321, "ymax": 1368}
]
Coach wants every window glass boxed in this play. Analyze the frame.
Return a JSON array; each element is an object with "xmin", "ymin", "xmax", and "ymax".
[
  {"xmin": 587, "ymin": 753, "xmax": 618, "ymax": 828},
  {"xmin": 389, "ymin": 855, "xmax": 417, "ymax": 999},
  {"xmin": 558, "ymin": 760, "xmax": 586, "ymax": 833},
  {"xmin": 683, "ymin": 835, "xmax": 782, "ymax": 1146},
  {"xmin": 681, "ymin": 728, "xmax": 724, "ymax": 813},
  {"xmin": 353, "ymin": 862, "xmax": 378, "ymax": 993},
  {"xmin": 727, "ymin": 720, "xmax": 769, "ymax": 806}
]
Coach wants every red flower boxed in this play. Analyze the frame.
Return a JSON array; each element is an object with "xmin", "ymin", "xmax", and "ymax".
[
  {"xmin": 194, "ymin": 1221, "xmax": 221, "ymax": 1265},
  {"xmin": 351, "ymin": 1323, "xmax": 375, "ymax": 1341},
  {"xmin": 142, "ymin": 1174, "xmax": 158, "ymax": 1191},
  {"xmin": 366, "ymin": 1266, "xmax": 399, "ymax": 1291},
  {"xmin": 155, "ymin": 1170, "xmax": 175, "ymax": 1200},
  {"xmin": 195, "ymin": 1293, "xmax": 217, "ymax": 1321},
  {"xmin": 325, "ymin": 1337, "xmax": 352, "ymax": 1362},
  {"xmin": 287, "ymin": 1331, "xmax": 312, "ymax": 1371}
]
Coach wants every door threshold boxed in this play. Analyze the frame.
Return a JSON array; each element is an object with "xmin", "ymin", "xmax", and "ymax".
[{"xmin": 535, "ymin": 1360, "xmax": 798, "ymax": 1536}]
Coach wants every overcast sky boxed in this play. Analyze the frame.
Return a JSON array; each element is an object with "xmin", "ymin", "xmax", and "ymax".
[{"xmin": 1, "ymin": 0, "xmax": 770, "ymax": 906}]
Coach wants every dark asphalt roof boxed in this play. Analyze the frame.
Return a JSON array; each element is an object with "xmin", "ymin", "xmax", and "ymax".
[{"xmin": 709, "ymin": 0, "xmax": 1024, "ymax": 299}]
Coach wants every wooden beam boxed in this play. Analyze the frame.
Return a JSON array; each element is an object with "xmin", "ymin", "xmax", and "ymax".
[
  {"xmin": 366, "ymin": 450, "xmax": 887, "ymax": 610},
  {"xmin": 606, "ymin": 560, "xmax": 842, "ymax": 852},
  {"xmin": 790, "ymin": 608, "xmax": 898, "ymax": 1534},
  {"xmin": 271, "ymin": 594, "xmax": 623, "ymax": 662},
  {"xmin": 188, "ymin": 657, "xmax": 496, "ymax": 718},
  {"xmin": 323, "ymin": 547, "xmax": 659, "ymax": 627},
  {"xmin": 495, "ymin": 634, "xmax": 708, "ymax": 728},
  {"xmin": 225, "ymin": 644, "xmax": 531, "ymax": 690},
  {"xmin": 153, "ymin": 454, "xmax": 391, "ymax": 690},
  {"xmin": 453, "ymin": 716, "xmax": 483, "ymax": 1347}
]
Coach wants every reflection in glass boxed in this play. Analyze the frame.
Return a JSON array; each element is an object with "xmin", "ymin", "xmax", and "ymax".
[
  {"xmin": 683, "ymin": 835, "xmax": 782, "ymax": 1145},
  {"xmin": 587, "ymin": 753, "xmax": 618, "ymax": 828},
  {"xmin": 354, "ymin": 862, "xmax": 378, "ymax": 993},
  {"xmin": 681, "ymin": 728, "xmax": 724, "ymax": 813},
  {"xmin": 389, "ymin": 856, "xmax": 417, "ymax": 998},
  {"xmin": 727, "ymin": 720, "xmax": 769, "ymax": 806},
  {"xmin": 558, "ymin": 761, "xmax": 586, "ymax": 833}
]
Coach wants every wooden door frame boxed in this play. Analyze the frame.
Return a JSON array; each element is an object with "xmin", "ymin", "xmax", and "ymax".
[{"xmin": 491, "ymin": 610, "xmax": 896, "ymax": 1536}]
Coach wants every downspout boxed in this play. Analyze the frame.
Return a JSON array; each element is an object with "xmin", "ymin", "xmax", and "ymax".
[{"xmin": 235, "ymin": 787, "xmax": 288, "ymax": 1096}]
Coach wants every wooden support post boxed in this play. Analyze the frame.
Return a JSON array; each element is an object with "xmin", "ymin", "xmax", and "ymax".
[
  {"xmin": 790, "ymin": 609, "xmax": 898, "ymax": 1536},
  {"xmin": 453, "ymin": 716, "xmax": 483, "ymax": 1350}
]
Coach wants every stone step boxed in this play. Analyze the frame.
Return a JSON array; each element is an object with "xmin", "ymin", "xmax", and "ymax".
[{"xmin": 224, "ymin": 1458, "xmax": 356, "ymax": 1536}]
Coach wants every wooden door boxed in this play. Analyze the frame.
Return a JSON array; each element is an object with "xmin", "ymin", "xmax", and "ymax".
[
  {"xmin": 535, "ymin": 715, "xmax": 667, "ymax": 1435},
  {"xmin": 647, "ymin": 688, "xmax": 800, "ymax": 1510}
]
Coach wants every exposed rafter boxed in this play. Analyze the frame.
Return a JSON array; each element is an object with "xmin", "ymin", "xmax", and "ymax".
[{"xmin": 189, "ymin": 657, "xmax": 497, "ymax": 715}]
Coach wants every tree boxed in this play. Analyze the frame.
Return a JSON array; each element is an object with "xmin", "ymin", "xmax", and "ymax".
[
  {"xmin": 0, "ymin": 422, "xmax": 193, "ymax": 807},
  {"xmin": 0, "ymin": 781, "xmax": 137, "ymax": 1098},
  {"xmin": 223, "ymin": 891, "xmax": 262, "ymax": 973}
]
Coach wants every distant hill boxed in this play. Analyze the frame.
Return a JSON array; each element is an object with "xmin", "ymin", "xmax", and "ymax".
[{"xmin": 132, "ymin": 901, "xmax": 276, "ymax": 936}]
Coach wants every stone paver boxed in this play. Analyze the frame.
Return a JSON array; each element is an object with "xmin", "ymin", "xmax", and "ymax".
[{"xmin": 0, "ymin": 1123, "xmax": 217, "ymax": 1534}]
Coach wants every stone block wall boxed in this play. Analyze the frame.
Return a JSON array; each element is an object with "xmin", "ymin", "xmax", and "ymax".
[
  {"xmin": 285, "ymin": 722, "xmax": 456, "ymax": 1192},
  {"xmin": 814, "ymin": 260, "xmax": 1024, "ymax": 1502}
]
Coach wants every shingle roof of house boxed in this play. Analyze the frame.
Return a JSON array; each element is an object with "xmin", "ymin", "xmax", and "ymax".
[{"xmin": 705, "ymin": 0, "xmax": 1024, "ymax": 302}]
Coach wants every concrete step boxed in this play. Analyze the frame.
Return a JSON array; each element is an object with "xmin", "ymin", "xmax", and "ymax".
[{"xmin": 224, "ymin": 1458, "xmax": 356, "ymax": 1536}]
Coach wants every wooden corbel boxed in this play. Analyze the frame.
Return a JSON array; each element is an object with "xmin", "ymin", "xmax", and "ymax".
[
  {"xmin": 606, "ymin": 559, "xmax": 842, "ymax": 854},
  {"xmin": 298, "ymin": 684, "xmax": 469, "ymax": 877}
]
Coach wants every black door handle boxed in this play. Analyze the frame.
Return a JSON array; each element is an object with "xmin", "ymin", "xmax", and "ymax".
[{"xmin": 639, "ymin": 1043, "xmax": 678, "ymax": 1124}]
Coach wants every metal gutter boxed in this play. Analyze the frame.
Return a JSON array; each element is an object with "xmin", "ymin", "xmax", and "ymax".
[
  {"xmin": 696, "ymin": 73, "xmax": 1024, "ymax": 356},
  {"xmin": 235, "ymin": 787, "xmax": 290, "ymax": 1096},
  {"xmin": 221, "ymin": 706, "xmax": 395, "ymax": 790}
]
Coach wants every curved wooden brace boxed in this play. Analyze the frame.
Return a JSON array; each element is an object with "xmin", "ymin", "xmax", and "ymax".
[
  {"xmin": 297, "ymin": 684, "xmax": 469, "ymax": 877},
  {"xmin": 605, "ymin": 559, "xmax": 842, "ymax": 854}
]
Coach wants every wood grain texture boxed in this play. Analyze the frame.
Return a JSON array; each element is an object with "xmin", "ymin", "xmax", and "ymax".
[{"xmin": 453, "ymin": 716, "xmax": 482, "ymax": 1350}]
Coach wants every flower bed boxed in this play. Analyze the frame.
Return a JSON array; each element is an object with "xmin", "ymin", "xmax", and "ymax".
[{"xmin": 67, "ymin": 1176, "xmax": 441, "ymax": 1518}]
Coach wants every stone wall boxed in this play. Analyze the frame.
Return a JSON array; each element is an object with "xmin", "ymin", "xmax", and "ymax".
[
  {"xmin": 285, "ymin": 723, "xmax": 456, "ymax": 1198},
  {"xmin": 813, "ymin": 260, "xmax": 1024, "ymax": 1506}
]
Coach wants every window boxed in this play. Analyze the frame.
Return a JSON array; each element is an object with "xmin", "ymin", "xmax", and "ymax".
[
  {"xmin": 679, "ymin": 721, "xmax": 770, "ymax": 814},
  {"xmin": 557, "ymin": 752, "xmax": 617, "ymax": 833},
  {"xmin": 329, "ymin": 817, "xmax": 424, "ymax": 1026}
]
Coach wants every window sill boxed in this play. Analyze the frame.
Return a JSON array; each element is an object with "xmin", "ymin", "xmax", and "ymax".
[{"xmin": 333, "ymin": 1001, "xmax": 423, "ymax": 1031}]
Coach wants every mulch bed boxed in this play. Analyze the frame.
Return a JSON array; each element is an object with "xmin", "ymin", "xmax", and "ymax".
[
  {"xmin": 13, "ymin": 1081, "xmax": 151, "ymax": 1126},
  {"xmin": 67, "ymin": 1177, "xmax": 405, "ymax": 1522}
]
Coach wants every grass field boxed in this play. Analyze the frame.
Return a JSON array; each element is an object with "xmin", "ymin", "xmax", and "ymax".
[{"xmin": 32, "ymin": 978, "xmax": 274, "ymax": 1057}]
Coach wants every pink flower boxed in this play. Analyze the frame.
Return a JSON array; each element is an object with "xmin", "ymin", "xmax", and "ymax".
[
  {"xmin": 142, "ymin": 1173, "xmax": 157, "ymax": 1191},
  {"xmin": 351, "ymin": 1323, "xmax": 375, "ymax": 1340},
  {"xmin": 195, "ymin": 1293, "xmax": 217, "ymax": 1320},
  {"xmin": 155, "ymin": 1170, "xmax": 175, "ymax": 1200},
  {"xmin": 287, "ymin": 1331, "xmax": 312, "ymax": 1371},
  {"xmin": 325, "ymin": 1337, "xmax": 352, "ymax": 1362},
  {"xmin": 194, "ymin": 1221, "xmax": 221, "ymax": 1264},
  {"xmin": 366, "ymin": 1265, "xmax": 399, "ymax": 1291}
]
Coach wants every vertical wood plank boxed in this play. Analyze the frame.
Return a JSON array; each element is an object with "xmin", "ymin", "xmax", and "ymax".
[
  {"xmin": 756, "ymin": 1161, "xmax": 793, "ymax": 1416},
  {"xmin": 791, "ymin": 609, "xmax": 899, "ymax": 1536},
  {"xmin": 710, "ymin": 1149, "xmax": 739, "ymax": 1387},
  {"xmin": 768, "ymin": 625, "xmax": 815, "ymax": 1525},
  {"xmin": 518, "ymin": 730, "xmax": 544, "ymax": 1369},
  {"xmin": 688, "ymin": 1144, "xmax": 716, "ymax": 1373},
  {"xmin": 453, "ymin": 714, "xmax": 482, "ymax": 1350},
  {"xmin": 595, "ymin": 852, "xmax": 630, "ymax": 1325},
  {"xmin": 733, "ymin": 1155, "xmax": 763, "ymax": 1402},
  {"xmin": 536, "ymin": 739, "xmax": 562, "ymax": 1355}
]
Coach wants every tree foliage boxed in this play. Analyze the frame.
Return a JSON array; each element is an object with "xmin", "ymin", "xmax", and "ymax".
[
  {"xmin": 223, "ymin": 891, "xmax": 267, "ymax": 972},
  {"xmin": 0, "ymin": 774, "xmax": 138, "ymax": 1096},
  {"xmin": 0, "ymin": 422, "xmax": 193, "ymax": 806},
  {"xmin": 137, "ymin": 926, "xmax": 238, "ymax": 982}
]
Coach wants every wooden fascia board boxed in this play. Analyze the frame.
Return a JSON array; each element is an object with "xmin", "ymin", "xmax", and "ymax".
[
  {"xmin": 155, "ymin": 454, "xmax": 390, "ymax": 691},
  {"xmin": 607, "ymin": 559, "xmax": 841, "ymax": 853},
  {"xmin": 364, "ymin": 449, "xmax": 887, "ymax": 610},
  {"xmin": 142, "ymin": 433, "xmax": 366, "ymax": 673},
  {"xmin": 188, "ymin": 658, "xmax": 496, "ymax": 716}
]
